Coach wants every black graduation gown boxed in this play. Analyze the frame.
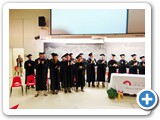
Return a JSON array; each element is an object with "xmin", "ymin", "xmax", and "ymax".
[
  {"xmin": 59, "ymin": 61, "xmax": 63, "ymax": 83},
  {"xmin": 82, "ymin": 58, "xmax": 87, "ymax": 67},
  {"xmin": 66, "ymin": 60, "xmax": 74, "ymax": 87},
  {"xmin": 97, "ymin": 60, "xmax": 107, "ymax": 82},
  {"xmin": 45, "ymin": 58, "xmax": 49, "ymax": 78},
  {"xmin": 108, "ymin": 59, "xmax": 118, "ymax": 83},
  {"xmin": 71, "ymin": 58, "xmax": 76, "ymax": 80},
  {"xmin": 49, "ymin": 59, "xmax": 60, "ymax": 91},
  {"xmin": 75, "ymin": 62, "xmax": 85, "ymax": 88},
  {"xmin": 60, "ymin": 61, "xmax": 67, "ymax": 88},
  {"xmin": 118, "ymin": 59, "xmax": 127, "ymax": 73},
  {"xmin": 24, "ymin": 60, "xmax": 35, "ymax": 84},
  {"xmin": 139, "ymin": 61, "xmax": 145, "ymax": 75},
  {"xmin": 128, "ymin": 60, "xmax": 139, "ymax": 74},
  {"xmin": 61, "ymin": 60, "xmax": 74, "ymax": 88},
  {"xmin": 34, "ymin": 58, "xmax": 48, "ymax": 91},
  {"xmin": 82, "ymin": 58, "xmax": 87, "ymax": 80},
  {"xmin": 87, "ymin": 58, "xmax": 96, "ymax": 83}
]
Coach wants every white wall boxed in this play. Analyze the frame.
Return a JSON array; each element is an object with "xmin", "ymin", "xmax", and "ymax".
[
  {"xmin": 9, "ymin": 9, "xmax": 50, "ymax": 61},
  {"xmin": 9, "ymin": 48, "xmax": 13, "ymax": 78},
  {"xmin": 128, "ymin": 9, "xmax": 145, "ymax": 33},
  {"xmin": 9, "ymin": 9, "xmax": 145, "ymax": 62}
]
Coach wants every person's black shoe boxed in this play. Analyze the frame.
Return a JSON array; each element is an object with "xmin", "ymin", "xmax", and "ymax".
[
  {"xmin": 64, "ymin": 90, "xmax": 67, "ymax": 93},
  {"xmin": 102, "ymin": 83, "xmax": 105, "ymax": 88},
  {"xmin": 34, "ymin": 94, "xmax": 39, "ymax": 97},
  {"xmin": 92, "ymin": 85, "xmax": 95, "ymax": 87},
  {"xmin": 88, "ymin": 84, "xmax": 90, "ymax": 87},
  {"xmin": 68, "ymin": 90, "xmax": 71, "ymax": 93}
]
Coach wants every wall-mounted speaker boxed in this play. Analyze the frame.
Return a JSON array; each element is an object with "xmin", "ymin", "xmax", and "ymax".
[{"xmin": 38, "ymin": 16, "xmax": 46, "ymax": 27}]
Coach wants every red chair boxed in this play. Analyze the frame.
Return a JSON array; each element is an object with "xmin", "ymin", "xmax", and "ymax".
[
  {"xmin": 26, "ymin": 75, "xmax": 36, "ymax": 95},
  {"xmin": 10, "ymin": 76, "xmax": 23, "ymax": 97},
  {"xmin": 10, "ymin": 104, "xmax": 19, "ymax": 109}
]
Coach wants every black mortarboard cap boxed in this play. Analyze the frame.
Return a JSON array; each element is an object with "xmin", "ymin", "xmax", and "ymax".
[
  {"xmin": 39, "ymin": 52, "xmax": 44, "ymax": 55},
  {"xmin": 111, "ymin": 54, "xmax": 116, "ymax": 57},
  {"xmin": 88, "ymin": 52, "xmax": 93, "ymax": 56},
  {"xmin": 100, "ymin": 54, "xmax": 105, "ymax": 56},
  {"xmin": 120, "ymin": 54, "xmax": 125, "ymax": 57},
  {"xmin": 79, "ymin": 53, "xmax": 83, "ymax": 56},
  {"xmin": 76, "ymin": 55, "xmax": 81, "ymax": 59},
  {"xmin": 131, "ymin": 54, "xmax": 136, "ymax": 57},
  {"xmin": 51, "ymin": 53, "xmax": 58, "ymax": 57},
  {"xmin": 27, "ymin": 54, "xmax": 32, "ymax": 57},
  {"xmin": 140, "ymin": 56, "xmax": 145, "ymax": 59}
]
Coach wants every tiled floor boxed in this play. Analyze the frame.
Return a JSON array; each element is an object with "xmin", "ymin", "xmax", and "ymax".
[{"xmin": 9, "ymin": 77, "xmax": 140, "ymax": 109}]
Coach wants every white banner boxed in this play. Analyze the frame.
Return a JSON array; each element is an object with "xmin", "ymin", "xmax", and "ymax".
[{"xmin": 109, "ymin": 73, "xmax": 145, "ymax": 95}]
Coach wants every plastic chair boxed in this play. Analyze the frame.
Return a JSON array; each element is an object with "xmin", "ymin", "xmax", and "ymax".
[
  {"xmin": 26, "ymin": 75, "xmax": 36, "ymax": 95},
  {"xmin": 10, "ymin": 104, "xmax": 19, "ymax": 109},
  {"xmin": 10, "ymin": 76, "xmax": 23, "ymax": 97}
]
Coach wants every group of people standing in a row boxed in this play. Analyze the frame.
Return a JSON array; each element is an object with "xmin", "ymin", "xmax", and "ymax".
[{"xmin": 17, "ymin": 52, "xmax": 145, "ymax": 97}]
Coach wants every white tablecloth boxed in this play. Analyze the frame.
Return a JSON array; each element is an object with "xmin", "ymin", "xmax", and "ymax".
[{"xmin": 108, "ymin": 73, "xmax": 145, "ymax": 95}]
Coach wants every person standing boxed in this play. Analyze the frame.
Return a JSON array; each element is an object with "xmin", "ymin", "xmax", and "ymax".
[
  {"xmin": 16, "ymin": 55, "xmax": 23, "ymax": 76},
  {"xmin": 128, "ymin": 54, "xmax": 139, "ymax": 74},
  {"xmin": 108, "ymin": 54, "xmax": 118, "ymax": 83},
  {"xmin": 49, "ymin": 53, "xmax": 61, "ymax": 94},
  {"xmin": 62, "ymin": 53, "xmax": 74, "ymax": 93},
  {"xmin": 79, "ymin": 53, "xmax": 87, "ymax": 80},
  {"xmin": 69, "ymin": 53, "xmax": 76, "ymax": 86},
  {"xmin": 87, "ymin": 52, "xmax": 96, "ymax": 87},
  {"xmin": 24, "ymin": 54, "xmax": 35, "ymax": 89},
  {"xmin": 79, "ymin": 53, "xmax": 87, "ymax": 65},
  {"xmin": 96, "ymin": 54, "xmax": 107, "ymax": 87},
  {"xmin": 43, "ymin": 52, "xmax": 49, "ymax": 79},
  {"xmin": 59, "ymin": 54, "xmax": 66, "ymax": 89},
  {"xmin": 139, "ymin": 56, "xmax": 145, "ymax": 75},
  {"xmin": 34, "ymin": 52, "xmax": 48, "ymax": 97},
  {"xmin": 75, "ymin": 55, "xmax": 85, "ymax": 92},
  {"xmin": 118, "ymin": 54, "xmax": 128, "ymax": 73}
]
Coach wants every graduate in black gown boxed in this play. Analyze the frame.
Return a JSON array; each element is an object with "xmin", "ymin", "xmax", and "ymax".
[
  {"xmin": 87, "ymin": 52, "xmax": 96, "ymax": 87},
  {"xmin": 43, "ymin": 52, "xmax": 49, "ymax": 79},
  {"xmin": 79, "ymin": 53, "xmax": 87, "ymax": 66},
  {"xmin": 34, "ymin": 52, "xmax": 48, "ymax": 97},
  {"xmin": 118, "ymin": 54, "xmax": 128, "ymax": 73},
  {"xmin": 60, "ymin": 55, "xmax": 66, "ymax": 89},
  {"xmin": 108, "ymin": 54, "xmax": 118, "ymax": 83},
  {"xmin": 24, "ymin": 54, "xmax": 35, "ymax": 89},
  {"xmin": 62, "ymin": 53, "xmax": 74, "ymax": 93},
  {"xmin": 79, "ymin": 53, "xmax": 87, "ymax": 80},
  {"xmin": 128, "ymin": 54, "xmax": 139, "ymax": 74},
  {"xmin": 69, "ymin": 53, "xmax": 76, "ymax": 86},
  {"xmin": 49, "ymin": 53, "xmax": 61, "ymax": 94},
  {"xmin": 96, "ymin": 54, "xmax": 107, "ymax": 87},
  {"xmin": 75, "ymin": 55, "xmax": 85, "ymax": 92},
  {"xmin": 139, "ymin": 56, "xmax": 145, "ymax": 75}
]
